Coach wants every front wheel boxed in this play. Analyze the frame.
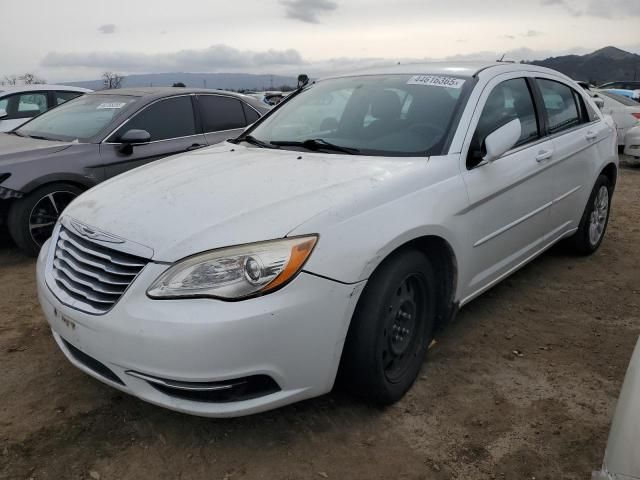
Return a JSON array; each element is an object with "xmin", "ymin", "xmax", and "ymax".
[
  {"xmin": 569, "ymin": 174, "xmax": 612, "ymax": 255},
  {"xmin": 7, "ymin": 183, "xmax": 83, "ymax": 256},
  {"xmin": 339, "ymin": 249, "xmax": 437, "ymax": 405}
]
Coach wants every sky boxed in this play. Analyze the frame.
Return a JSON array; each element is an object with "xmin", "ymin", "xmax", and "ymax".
[{"xmin": 1, "ymin": 0, "xmax": 639, "ymax": 82}]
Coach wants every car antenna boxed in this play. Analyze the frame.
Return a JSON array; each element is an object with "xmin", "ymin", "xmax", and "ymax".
[{"xmin": 498, "ymin": 53, "xmax": 506, "ymax": 62}]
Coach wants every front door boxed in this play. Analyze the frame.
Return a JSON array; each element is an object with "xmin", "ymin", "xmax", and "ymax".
[
  {"xmin": 100, "ymin": 95, "xmax": 206, "ymax": 178},
  {"xmin": 459, "ymin": 75, "xmax": 555, "ymax": 302}
]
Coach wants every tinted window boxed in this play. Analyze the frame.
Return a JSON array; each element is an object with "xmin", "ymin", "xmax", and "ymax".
[
  {"xmin": 115, "ymin": 96, "xmax": 196, "ymax": 141},
  {"xmin": 0, "ymin": 92, "xmax": 48, "ymax": 119},
  {"xmin": 198, "ymin": 95, "xmax": 247, "ymax": 132},
  {"xmin": 18, "ymin": 94, "xmax": 138, "ymax": 142},
  {"xmin": 537, "ymin": 79, "xmax": 581, "ymax": 134},
  {"xmin": 55, "ymin": 91, "xmax": 83, "ymax": 105},
  {"xmin": 473, "ymin": 78, "xmax": 539, "ymax": 152},
  {"xmin": 242, "ymin": 102, "xmax": 260, "ymax": 124}
]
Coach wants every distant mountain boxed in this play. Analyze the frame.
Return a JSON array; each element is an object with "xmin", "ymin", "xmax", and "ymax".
[
  {"xmin": 529, "ymin": 46, "xmax": 640, "ymax": 85},
  {"xmin": 64, "ymin": 72, "xmax": 297, "ymax": 91}
]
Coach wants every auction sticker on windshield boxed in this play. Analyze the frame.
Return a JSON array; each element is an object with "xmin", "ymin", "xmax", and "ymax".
[
  {"xmin": 407, "ymin": 75, "xmax": 465, "ymax": 89},
  {"xmin": 97, "ymin": 102, "xmax": 127, "ymax": 109}
]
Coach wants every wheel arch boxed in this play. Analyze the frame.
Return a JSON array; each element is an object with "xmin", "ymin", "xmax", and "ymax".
[
  {"xmin": 600, "ymin": 162, "xmax": 618, "ymax": 191},
  {"xmin": 19, "ymin": 173, "xmax": 96, "ymax": 195}
]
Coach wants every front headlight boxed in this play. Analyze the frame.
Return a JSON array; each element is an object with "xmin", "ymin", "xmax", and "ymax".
[{"xmin": 147, "ymin": 235, "xmax": 318, "ymax": 300}]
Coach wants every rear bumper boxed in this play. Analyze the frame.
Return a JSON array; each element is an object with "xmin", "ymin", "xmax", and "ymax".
[{"xmin": 37, "ymin": 239, "xmax": 366, "ymax": 417}]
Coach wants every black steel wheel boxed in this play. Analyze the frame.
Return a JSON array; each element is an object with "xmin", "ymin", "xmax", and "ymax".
[{"xmin": 339, "ymin": 249, "xmax": 437, "ymax": 405}]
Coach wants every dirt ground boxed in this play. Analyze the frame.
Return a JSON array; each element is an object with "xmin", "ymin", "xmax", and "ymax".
[{"xmin": 1, "ymin": 161, "xmax": 639, "ymax": 480}]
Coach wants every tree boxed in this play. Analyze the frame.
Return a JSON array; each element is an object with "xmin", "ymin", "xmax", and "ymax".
[
  {"xmin": 172, "ymin": 82, "xmax": 186, "ymax": 87},
  {"xmin": 19, "ymin": 73, "xmax": 46, "ymax": 84},
  {"xmin": 2, "ymin": 75, "xmax": 18, "ymax": 86},
  {"xmin": 102, "ymin": 72, "xmax": 124, "ymax": 89}
]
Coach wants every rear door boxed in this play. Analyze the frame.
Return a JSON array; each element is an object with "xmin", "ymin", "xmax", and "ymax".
[
  {"xmin": 460, "ymin": 74, "xmax": 556, "ymax": 299},
  {"xmin": 196, "ymin": 94, "xmax": 254, "ymax": 145},
  {"xmin": 534, "ymin": 77, "xmax": 609, "ymax": 239},
  {"xmin": 100, "ymin": 95, "xmax": 206, "ymax": 178}
]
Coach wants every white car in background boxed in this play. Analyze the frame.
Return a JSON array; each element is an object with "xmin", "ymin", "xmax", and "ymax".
[
  {"xmin": 590, "ymin": 90, "xmax": 640, "ymax": 146},
  {"xmin": 0, "ymin": 85, "xmax": 91, "ymax": 132},
  {"xmin": 37, "ymin": 62, "xmax": 618, "ymax": 417}
]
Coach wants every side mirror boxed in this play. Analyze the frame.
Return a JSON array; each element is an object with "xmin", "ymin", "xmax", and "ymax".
[
  {"xmin": 0, "ymin": 108, "xmax": 7, "ymax": 119},
  {"xmin": 118, "ymin": 129, "xmax": 151, "ymax": 153},
  {"xmin": 297, "ymin": 74, "xmax": 309, "ymax": 89},
  {"xmin": 483, "ymin": 119, "xmax": 522, "ymax": 163},
  {"xmin": 593, "ymin": 97, "xmax": 605, "ymax": 110}
]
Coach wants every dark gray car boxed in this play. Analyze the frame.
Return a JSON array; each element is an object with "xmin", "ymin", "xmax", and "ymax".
[{"xmin": 0, "ymin": 87, "xmax": 269, "ymax": 255}]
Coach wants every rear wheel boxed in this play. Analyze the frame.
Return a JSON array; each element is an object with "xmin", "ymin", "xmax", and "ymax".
[
  {"xmin": 8, "ymin": 183, "xmax": 82, "ymax": 256},
  {"xmin": 340, "ymin": 249, "xmax": 437, "ymax": 405},
  {"xmin": 569, "ymin": 174, "xmax": 612, "ymax": 255}
]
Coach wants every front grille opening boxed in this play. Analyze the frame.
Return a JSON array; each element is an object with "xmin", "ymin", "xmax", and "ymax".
[
  {"xmin": 63, "ymin": 340, "xmax": 124, "ymax": 386},
  {"xmin": 51, "ymin": 226, "xmax": 149, "ymax": 314},
  {"xmin": 135, "ymin": 373, "xmax": 280, "ymax": 403}
]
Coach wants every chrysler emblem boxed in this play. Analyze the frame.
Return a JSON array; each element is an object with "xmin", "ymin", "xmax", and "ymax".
[{"xmin": 70, "ymin": 220, "xmax": 125, "ymax": 244}]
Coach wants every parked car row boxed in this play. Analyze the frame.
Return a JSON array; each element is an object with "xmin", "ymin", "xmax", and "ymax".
[
  {"xmin": 0, "ymin": 87, "xmax": 269, "ymax": 254},
  {"xmin": 27, "ymin": 62, "xmax": 619, "ymax": 418}
]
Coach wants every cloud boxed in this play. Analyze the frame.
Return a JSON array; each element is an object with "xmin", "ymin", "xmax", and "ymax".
[
  {"xmin": 41, "ymin": 44, "xmax": 305, "ymax": 73},
  {"xmin": 98, "ymin": 24, "xmax": 117, "ymax": 34},
  {"xmin": 541, "ymin": 0, "xmax": 640, "ymax": 17},
  {"xmin": 503, "ymin": 35, "xmax": 516, "ymax": 40},
  {"xmin": 523, "ymin": 30, "xmax": 543, "ymax": 37},
  {"xmin": 280, "ymin": 0, "xmax": 337, "ymax": 23}
]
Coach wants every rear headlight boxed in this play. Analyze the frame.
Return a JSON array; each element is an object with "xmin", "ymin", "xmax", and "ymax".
[{"xmin": 632, "ymin": 113, "xmax": 640, "ymax": 120}]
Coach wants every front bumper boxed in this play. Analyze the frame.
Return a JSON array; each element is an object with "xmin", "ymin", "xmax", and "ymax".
[{"xmin": 37, "ymin": 240, "xmax": 365, "ymax": 417}]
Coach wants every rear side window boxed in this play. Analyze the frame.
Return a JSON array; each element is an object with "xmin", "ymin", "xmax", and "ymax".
[
  {"xmin": 242, "ymin": 102, "xmax": 260, "ymax": 124},
  {"xmin": 198, "ymin": 95, "xmax": 247, "ymax": 132},
  {"xmin": 536, "ymin": 79, "xmax": 581, "ymax": 134},
  {"xmin": 113, "ymin": 96, "xmax": 196, "ymax": 142},
  {"xmin": 0, "ymin": 92, "xmax": 48, "ymax": 119},
  {"xmin": 473, "ymin": 78, "xmax": 540, "ymax": 150}
]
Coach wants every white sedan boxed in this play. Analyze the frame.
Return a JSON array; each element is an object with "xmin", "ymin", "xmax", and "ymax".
[
  {"xmin": 0, "ymin": 85, "xmax": 91, "ymax": 132},
  {"xmin": 591, "ymin": 89, "xmax": 640, "ymax": 145},
  {"xmin": 36, "ymin": 62, "xmax": 618, "ymax": 417}
]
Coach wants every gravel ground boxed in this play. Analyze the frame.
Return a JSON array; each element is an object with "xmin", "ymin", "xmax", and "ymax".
[{"xmin": 1, "ymin": 160, "xmax": 639, "ymax": 480}]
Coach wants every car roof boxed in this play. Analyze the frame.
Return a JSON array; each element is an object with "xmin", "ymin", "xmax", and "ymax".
[
  {"xmin": 319, "ymin": 61, "xmax": 569, "ymax": 81},
  {"xmin": 0, "ymin": 84, "xmax": 92, "ymax": 94},
  {"xmin": 88, "ymin": 87, "xmax": 258, "ymax": 100}
]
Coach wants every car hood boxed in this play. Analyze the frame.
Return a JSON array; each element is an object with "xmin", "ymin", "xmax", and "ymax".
[
  {"xmin": 65, "ymin": 143, "xmax": 427, "ymax": 262},
  {"xmin": 0, "ymin": 133, "xmax": 73, "ymax": 167}
]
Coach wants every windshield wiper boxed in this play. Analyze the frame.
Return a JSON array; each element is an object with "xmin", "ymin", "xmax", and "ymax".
[
  {"xmin": 232, "ymin": 135, "xmax": 279, "ymax": 149},
  {"xmin": 26, "ymin": 134, "xmax": 54, "ymax": 141},
  {"xmin": 7, "ymin": 131, "xmax": 24, "ymax": 137},
  {"xmin": 270, "ymin": 138, "xmax": 359, "ymax": 155}
]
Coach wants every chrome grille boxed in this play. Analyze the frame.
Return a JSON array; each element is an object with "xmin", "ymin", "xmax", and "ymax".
[{"xmin": 50, "ymin": 226, "xmax": 148, "ymax": 314}]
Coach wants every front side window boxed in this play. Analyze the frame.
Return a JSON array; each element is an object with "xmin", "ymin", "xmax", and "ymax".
[
  {"xmin": 469, "ymin": 78, "xmax": 540, "ymax": 165},
  {"xmin": 112, "ymin": 96, "xmax": 196, "ymax": 142},
  {"xmin": 537, "ymin": 79, "xmax": 581, "ymax": 134},
  {"xmin": 246, "ymin": 74, "xmax": 470, "ymax": 156},
  {"xmin": 198, "ymin": 95, "xmax": 247, "ymax": 132},
  {"xmin": 16, "ymin": 94, "xmax": 138, "ymax": 142}
]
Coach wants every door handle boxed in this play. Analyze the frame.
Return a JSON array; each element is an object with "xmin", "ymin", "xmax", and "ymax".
[
  {"xmin": 186, "ymin": 143, "xmax": 205, "ymax": 151},
  {"xmin": 535, "ymin": 149, "xmax": 553, "ymax": 163},
  {"xmin": 585, "ymin": 131, "xmax": 597, "ymax": 141}
]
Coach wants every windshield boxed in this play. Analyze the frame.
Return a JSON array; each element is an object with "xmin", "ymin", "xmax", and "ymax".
[
  {"xmin": 16, "ymin": 94, "xmax": 139, "ymax": 142},
  {"xmin": 245, "ymin": 74, "xmax": 470, "ymax": 156}
]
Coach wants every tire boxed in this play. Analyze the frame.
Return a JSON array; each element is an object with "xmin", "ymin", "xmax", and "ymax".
[
  {"xmin": 569, "ymin": 174, "xmax": 612, "ymax": 256},
  {"xmin": 7, "ymin": 183, "xmax": 83, "ymax": 256},
  {"xmin": 339, "ymin": 249, "xmax": 437, "ymax": 405}
]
